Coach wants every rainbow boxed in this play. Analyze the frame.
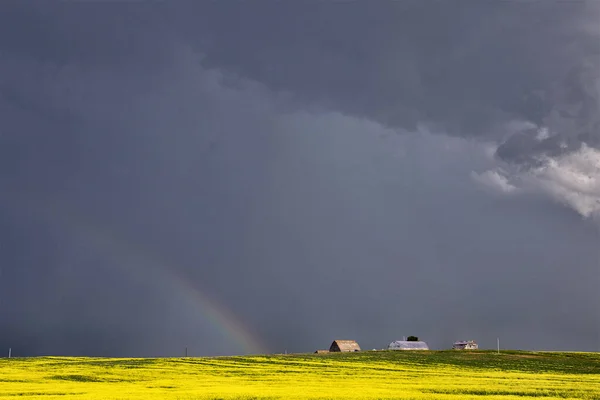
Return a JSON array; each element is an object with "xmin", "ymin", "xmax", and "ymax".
[{"xmin": 13, "ymin": 195, "xmax": 267, "ymax": 356}]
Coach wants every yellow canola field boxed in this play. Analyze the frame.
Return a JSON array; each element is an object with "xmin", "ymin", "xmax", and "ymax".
[{"xmin": 1, "ymin": 351, "xmax": 599, "ymax": 399}]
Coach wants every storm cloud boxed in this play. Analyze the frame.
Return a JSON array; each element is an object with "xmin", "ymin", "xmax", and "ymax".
[{"xmin": 0, "ymin": 1, "xmax": 598, "ymax": 356}]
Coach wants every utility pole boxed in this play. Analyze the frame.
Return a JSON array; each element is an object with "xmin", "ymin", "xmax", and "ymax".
[
  {"xmin": 8, "ymin": 348, "xmax": 11, "ymax": 358},
  {"xmin": 497, "ymin": 338, "xmax": 500, "ymax": 354},
  {"xmin": 185, "ymin": 347, "xmax": 188, "ymax": 358}
]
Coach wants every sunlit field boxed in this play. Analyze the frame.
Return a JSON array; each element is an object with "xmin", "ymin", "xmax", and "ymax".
[{"xmin": 1, "ymin": 350, "xmax": 599, "ymax": 399}]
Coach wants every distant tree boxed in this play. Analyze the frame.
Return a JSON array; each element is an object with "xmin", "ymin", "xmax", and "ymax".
[{"xmin": 406, "ymin": 336, "xmax": 419, "ymax": 341}]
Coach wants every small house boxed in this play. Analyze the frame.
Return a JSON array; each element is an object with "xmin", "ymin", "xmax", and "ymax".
[
  {"xmin": 329, "ymin": 340, "xmax": 361, "ymax": 352},
  {"xmin": 388, "ymin": 340, "xmax": 429, "ymax": 350},
  {"xmin": 452, "ymin": 340, "xmax": 478, "ymax": 350}
]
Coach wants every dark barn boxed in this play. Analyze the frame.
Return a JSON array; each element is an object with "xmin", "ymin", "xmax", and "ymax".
[{"xmin": 329, "ymin": 340, "xmax": 361, "ymax": 352}]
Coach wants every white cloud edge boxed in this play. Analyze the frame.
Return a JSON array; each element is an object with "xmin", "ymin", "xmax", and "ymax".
[{"xmin": 472, "ymin": 142, "xmax": 600, "ymax": 219}]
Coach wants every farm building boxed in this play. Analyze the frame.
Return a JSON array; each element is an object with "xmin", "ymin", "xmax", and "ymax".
[
  {"xmin": 329, "ymin": 340, "xmax": 361, "ymax": 352},
  {"xmin": 452, "ymin": 340, "xmax": 478, "ymax": 350},
  {"xmin": 314, "ymin": 349, "xmax": 329, "ymax": 354},
  {"xmin": 388, "ymin": 340, "xmax": 429, "ymax": 350}
]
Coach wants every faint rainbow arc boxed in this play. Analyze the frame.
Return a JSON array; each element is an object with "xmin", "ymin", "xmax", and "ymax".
[{"xmin": 22, "ymin": 196, "xmax": 267, "ymax": 355}]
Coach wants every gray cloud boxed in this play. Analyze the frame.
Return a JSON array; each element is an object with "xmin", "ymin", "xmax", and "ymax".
[
  {"xmin": 0, "ymin": 2, "xmax": 598, "ymax": 356},
  {"xmin": 155, "ymin": 0, "xmax": 600, "ymax": 217}
]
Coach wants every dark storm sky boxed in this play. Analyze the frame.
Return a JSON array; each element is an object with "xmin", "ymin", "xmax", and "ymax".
[{"xmin": 0, "ymin": 1, "xmax": 598, "ymax": 357}]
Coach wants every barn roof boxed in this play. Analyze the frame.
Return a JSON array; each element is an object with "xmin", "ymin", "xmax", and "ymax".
[
  {"xmin": 388, "ymin": 340, "xmax": 429, "ymax": 350},
  {"xmin": 330, "ymin": 340, "xmax": 361, "ymax": 352}
]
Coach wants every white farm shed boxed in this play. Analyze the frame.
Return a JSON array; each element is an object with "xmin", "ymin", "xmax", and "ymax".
[
  {"xmin": 388, "ymin": 340, "xmax": 429, "ymax": 350},
  {"xmin": 453, "ymin": 340, "xmax": 478, "ymax": 350}
]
